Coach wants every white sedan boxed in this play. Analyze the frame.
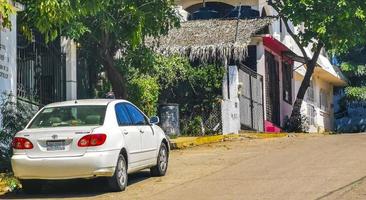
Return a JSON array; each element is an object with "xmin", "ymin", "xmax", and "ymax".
[{"xmin": 11, "ymin": 99, "xmax": 170, "ymax": 193}]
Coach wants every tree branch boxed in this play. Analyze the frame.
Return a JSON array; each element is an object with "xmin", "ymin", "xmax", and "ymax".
[{"xmin": 268, "ymin": 0, "xmax": 310, "ymax": 64}]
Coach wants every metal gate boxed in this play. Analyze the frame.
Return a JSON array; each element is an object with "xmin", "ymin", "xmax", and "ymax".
[
  {"xmin": 17, "ymin": 32, "xmax": 66, "ymax": 105},
  {"xmin": 238, "ymin": 64, "xmax": 264, "ymax": 132}
]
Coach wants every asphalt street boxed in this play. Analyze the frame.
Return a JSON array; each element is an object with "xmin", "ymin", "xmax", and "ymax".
[{"xmin": 2, "ymin": 134, "xmax": 366, "ymax": 200}]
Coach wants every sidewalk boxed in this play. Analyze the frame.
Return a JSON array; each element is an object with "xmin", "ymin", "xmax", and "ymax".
[{"xmin": 169, "ymin": 132, "xmax": 290, "ymax": 149}]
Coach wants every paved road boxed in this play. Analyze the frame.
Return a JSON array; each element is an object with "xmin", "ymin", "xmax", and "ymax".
[{"xmin": 2, "ymin": 134, "xmax": 366, "ymax": 200}]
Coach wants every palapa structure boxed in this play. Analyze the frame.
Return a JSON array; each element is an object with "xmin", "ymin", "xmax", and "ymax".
[{"xmin": 146, "ymin": 18, "xmax": 274, "ymax": 62}]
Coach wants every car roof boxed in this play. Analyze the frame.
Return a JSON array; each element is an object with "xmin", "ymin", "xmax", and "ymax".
[{"xmin": 44, "ymin": 99, "xmax": 128, "ymax": 108}]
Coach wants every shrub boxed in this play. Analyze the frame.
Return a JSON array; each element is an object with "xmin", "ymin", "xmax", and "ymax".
[
  {"xmin": 283, "ymin": 113, "xmax": 309, "ymax": 133},
  {"xmin": 0, "ymin": 93, "xmax": 38, "ymax": 172},
  {"xmin": 181, "ymin": 116, "xmax": 203, "ymax": 136},
  {"xmin": 128, "ymin": 75, "xmax": 160, "ymax": 117}
]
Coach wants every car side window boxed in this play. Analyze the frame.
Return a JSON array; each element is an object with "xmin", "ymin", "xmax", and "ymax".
[
  {"xmin": 115, "ymin": 104, "xmax": 132, "ymax": 126},
  {"xmin": 124, "ymin": 103, "xmax": 148, "ymax": 125}
]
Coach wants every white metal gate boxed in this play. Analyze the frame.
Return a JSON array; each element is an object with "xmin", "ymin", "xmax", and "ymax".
[{"xmin": 238, "ymin": 64, "xmax": 264, "ymax": 132}]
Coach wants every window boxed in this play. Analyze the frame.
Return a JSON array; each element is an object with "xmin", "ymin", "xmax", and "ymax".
[
  {"xmin": 319, "ymin": 89, "xmax": 328, "ymax": 111},
  {"xmin": 282, "ymin": 62, "xmax": 293, "ymax": 104},
  {"xmin": 29, "ymin": 105, "xmax": 107, "ymax": 128},
  {"xmin": 115, "ymin": 104, "xmax": 132, "ymax": 126},
  {"xmin": 306, "ymin": 80, "xmax": 315, "ymax": 103},
  {"xmin": 124, "ymin": 104, "xmax": 148, "ymax": 125}
]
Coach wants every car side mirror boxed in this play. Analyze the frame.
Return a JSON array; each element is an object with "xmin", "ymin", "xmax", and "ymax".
[{"xmin": 150, "ymin": 116, "xmax": 159, "ymax": 125}]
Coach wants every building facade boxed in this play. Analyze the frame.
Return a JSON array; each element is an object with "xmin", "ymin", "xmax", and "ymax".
[{"xmin": 174, "ymin": 0, "xmax": 347, "ymax": 133}]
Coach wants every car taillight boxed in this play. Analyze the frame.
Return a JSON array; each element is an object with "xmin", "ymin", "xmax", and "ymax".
[
  {"xmin": 12, "ymin": 137, "xmax": 34, "ymax": 149},
  {"xmin": 78, "ymin": 134, "xmax": 107, "ymax": 147}
]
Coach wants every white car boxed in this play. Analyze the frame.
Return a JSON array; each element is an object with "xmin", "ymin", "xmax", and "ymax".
[{"xmin": 11, "ymin": 99, "xmax": 169, "ymax": 193}]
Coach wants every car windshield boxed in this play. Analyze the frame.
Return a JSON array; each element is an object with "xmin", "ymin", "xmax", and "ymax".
[{"xmin": 28, "ymin": 105, "xmax": 107, "ymax": 128}]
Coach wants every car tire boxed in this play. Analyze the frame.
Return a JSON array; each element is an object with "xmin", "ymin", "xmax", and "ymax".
[
  {"xmin": 150, "ymin": 143, "xmax": 169, "ymax": 177},
  {"xmin": 108, "ymin": 154, "xmax": 128, "ymax": 192},
  {"xmin": 21, "ymin": 180, "xmax": 43, "ymax": 194}
]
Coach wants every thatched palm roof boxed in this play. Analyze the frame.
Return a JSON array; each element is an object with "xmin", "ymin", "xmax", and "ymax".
[{"xmin": 146, "ymin": 18, "xmax": 273, "ymax": 62}]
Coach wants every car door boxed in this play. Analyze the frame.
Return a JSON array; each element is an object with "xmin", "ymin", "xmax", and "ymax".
[
  {"xmin": 124, "ymin": 103, "xmax": 158, "ymax": 163},
  {"xmin": 115, "ymin": 103, "xmax": 143, "ymax": 168}
]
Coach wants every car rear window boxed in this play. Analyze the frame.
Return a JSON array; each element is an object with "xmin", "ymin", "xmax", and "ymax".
[{"xmin": 28, "ymin": 105, "xmax": 107, "ymax": 128}]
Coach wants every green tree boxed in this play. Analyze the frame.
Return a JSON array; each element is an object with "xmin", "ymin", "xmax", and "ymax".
[
  {"xmin": 16, "ymin": 0, "xmax": 179, "ymax": 98},
  {"xmin": 269, "ymin": 0, "xmax": 366, "ymax": 131},
  {"xmin": 117, "ymin": 46, "xmax": 190, "ymax": 116},
  {"xmin": 339, "ymin": 46, "xmax": 366, "ymax": 101},
  {"xmin": 0, "ymin": 0, "xmax": 15, "ymax": 28}
]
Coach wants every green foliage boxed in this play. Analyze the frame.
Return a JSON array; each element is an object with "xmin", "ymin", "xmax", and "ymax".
[
  {"xmin": 162, "ymin": 63, "xmax": 224, "ymax": 118},
  {"xmin": 339, "ymin": 47, "xmax": 366, "ymax": 101},
  {"xmin": 0, "ymin": 93, "xmax": 38, "ymax": 172},
  {"xmin": 152, "ymin": 55, "xmax": 190, "ymax": 90},
  {"xmin": 115, "ymin": 47, "xmax": 191, "ymax": 116},
  {"xmin": 128, "ymin": 75, "xmax": 160, "ymax": 117},
  {"xmin": 340, "ymin": 62, "xmax": 366, "ymax": 76},
  {"xmin": 344, "ymin": 87, "xmax": 366, "ymax": 101},
  {"xmin": 0, "ymin": 0, "xmax": 15, "ymax": 29},
  {"xmin": 17, "ymin": 0, "xmax": 179, "ymax": 44},
  {"xmin": 162, "ymin": 63, "xmax": 224, "ymax": 135},
  {"xmin": 16, "ymin": 0, "xmax": 180, "ymax": 97},
  {"xmin": 17, "ymin": 0, "xmax": 101, "ymax": 41},
  {"xmin": 116, "ymin": 47, "xmax": 224, "ymax": 135},
  {"xmin": 181, "ymin": 116, "xmax": 203, "ymax": 136},
  {"xmin": 118, "ymin": 47, "xmax": 190, "ymax": 89},
  {"xmin": 273, "ymin": 0, "xmax": 366, "ymax": 54},
  {"xmin": 0, "ymin": 173, "xmax": 20, "ymax": 192}
]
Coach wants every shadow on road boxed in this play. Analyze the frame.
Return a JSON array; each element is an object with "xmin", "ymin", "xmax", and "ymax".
[{"xmin": 0, "ymin": 170, "xmax": 152, "ymax": 199}]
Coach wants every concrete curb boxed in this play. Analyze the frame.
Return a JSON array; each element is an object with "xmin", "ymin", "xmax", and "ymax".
[
  {"xmin": 240, "ymin": 133, "xmax": 289, "ymax": 139},
  {"xmin": 169, "ymin": 133, "xmax": 289, "ymax": 149},
  {"xmin": 169, "ymin": 134, "xmax": 239, "ymax": 149}
]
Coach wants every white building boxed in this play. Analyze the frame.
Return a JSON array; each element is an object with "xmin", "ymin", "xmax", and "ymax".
[{"xmin": 173, "ymin": 0, "xmax": 347, "ymax": 133}]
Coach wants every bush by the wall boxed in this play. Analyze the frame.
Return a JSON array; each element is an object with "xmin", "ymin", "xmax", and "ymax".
[
  {"xmin": 283, "ymin": 113, "xmax": 309, "ymax": 133},
  {"xmin": 0, "ymin": 93, "xmax": 38, "ymax": 172}
]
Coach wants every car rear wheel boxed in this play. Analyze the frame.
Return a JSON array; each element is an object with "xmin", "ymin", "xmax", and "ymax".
[
  {"xmin": 108, "ymin": 154, "xmax": 128, "ymax": 192},
  {"xmin": 150, "ymin": 143, "xmax": 169, "ymax": 177},
  {"xmin": 21, "ymin": 180, "xmax": 43, "ymax": 194}
]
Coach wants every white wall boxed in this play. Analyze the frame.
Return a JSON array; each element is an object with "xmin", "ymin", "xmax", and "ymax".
[
  {"xmin": 0, "ymin": 14, "xmax": 17, "ymax": 128},
  {"xmin": 0, "ymin": 14, "xmax": 17, "ymax": 96},
  {"xmin": 222, "ymin": 65, "xmax": 240, "ymax": 134},
  {"xmin": 61, "ymin": 38, "xmax": 77, "ymax": 100},
  {"xmin": 294, "ymin": 73, "xmax": 334, "ymax": 132}
]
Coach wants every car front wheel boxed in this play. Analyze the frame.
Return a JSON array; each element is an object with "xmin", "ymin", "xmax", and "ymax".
[
  {"xmin": 150, "ymin": 143, "xmax": 169, "ymax": 177},
  {"xmin": 108, "ymin": 154, "xmax": 128, "ymax": 192}
]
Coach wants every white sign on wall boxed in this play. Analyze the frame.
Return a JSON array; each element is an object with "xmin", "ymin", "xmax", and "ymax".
[
  {"xmin": 0, "ymin": 14, "xmax": 17, "ymax": 96},
  {"xmin": 0, "ymin": 14, "xmax": 17, "ymax": 128}
]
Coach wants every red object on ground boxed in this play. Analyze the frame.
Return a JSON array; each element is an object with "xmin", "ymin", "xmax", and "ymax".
[{"xmin": 265, "ymin": 121, "xmax": 282, "ymax": 133}]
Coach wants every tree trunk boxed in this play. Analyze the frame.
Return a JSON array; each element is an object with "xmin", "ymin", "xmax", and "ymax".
[
  {"xmin": 289, "ymin": 43, "xmax": 324, "ymax": 122},
  {"xmin": 101, "ymin": 51, "xmax": 128, "ymax": 99}
]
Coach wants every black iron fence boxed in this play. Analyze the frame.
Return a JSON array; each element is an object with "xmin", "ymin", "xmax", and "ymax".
[{"xmin": 17, "ymin": 32, "xmax": 66, "ymax": 106}]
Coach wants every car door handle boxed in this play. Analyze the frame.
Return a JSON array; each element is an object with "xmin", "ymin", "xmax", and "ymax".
[
  {"xmin": 123, "ymin": 130, "xmax": 128, "ymax": 135},
  {"xmin": 139, "ymin": 129, "xmax": 144, "ymax": 133}
]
